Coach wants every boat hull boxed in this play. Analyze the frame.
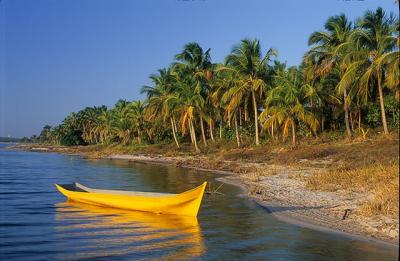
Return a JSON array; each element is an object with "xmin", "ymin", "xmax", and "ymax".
[{"xmin": 55, "ymin": 182, "xmax": 207, "ymax": 217}]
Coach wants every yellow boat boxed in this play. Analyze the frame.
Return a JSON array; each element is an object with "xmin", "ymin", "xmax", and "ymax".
[{"xmin": 55, "ymin": 182, "xmax": 207, "ymax": 217}]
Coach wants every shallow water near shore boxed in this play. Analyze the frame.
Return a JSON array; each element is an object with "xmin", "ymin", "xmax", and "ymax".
[{"xmin": 0, "ymin": 144, "xmax": 398, "ymax": 260}]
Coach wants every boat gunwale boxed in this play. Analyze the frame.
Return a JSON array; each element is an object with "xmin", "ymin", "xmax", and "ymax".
[{"xmin": 55, "ymin": 182, "xmax": 207, "ymax": 199}]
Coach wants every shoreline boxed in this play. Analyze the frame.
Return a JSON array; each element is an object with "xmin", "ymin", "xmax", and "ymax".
[
  {"xmin": 105, "ymin": 154, "xmax": 398, "ymax": 248},
  {"xmin": 6, "ymin": 143, "xmax": 399, "ymax": 247},
  {"xmin": 218, "ymin": 176, "xmax": 397, "ymax": 249}
]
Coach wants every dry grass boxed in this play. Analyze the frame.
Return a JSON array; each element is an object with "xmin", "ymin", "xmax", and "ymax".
[
  {"xmin": 307, "ymin": 163, "xmax": 399, "ymax": 218},
  {"xmin": 216, "ymin": 146, "xmax": 273, "ymax": 162},
  {"xmin": 212, "ymin": 133, "xmax": 399, "ymax": 171},
  {"xmin": 271, "ymin": 136, "xmax": 398, "ymax": 169},
  {"xmin": 362, "ymin": 178, "xmax": 399, "ymax": 218},
  {"xmin": 306, "ymin": 164, "xmax": 398, "ymax": 192}
]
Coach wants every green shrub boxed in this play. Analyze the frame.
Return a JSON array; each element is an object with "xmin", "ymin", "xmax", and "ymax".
[{"xmin": 60, "ymin": 130, "xmax": 86, "ymax": 146}]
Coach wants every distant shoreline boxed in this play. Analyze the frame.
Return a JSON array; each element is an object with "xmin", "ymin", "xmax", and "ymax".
[{"xmin": 7, "ymin": 143, "xmax": 400, "ymax": 247}]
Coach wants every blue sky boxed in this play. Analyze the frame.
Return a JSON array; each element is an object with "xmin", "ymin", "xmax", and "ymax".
[{"xmin": 0, "ymin": 0, "xmax": 398, "ymax": 137}]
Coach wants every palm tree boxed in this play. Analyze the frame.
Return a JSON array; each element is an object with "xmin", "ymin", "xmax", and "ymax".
[
  {"xmin": 39, "ymin": 125, "xmax": 52, "ymax": 143},
  {"xmin": 260, "ymin": 67, "xmax": 319, "ymax": 146},
  {"xmin": 220, "ymin": 67, "xmax": 244, "ymax": 147},
  {"xmin": 174, "ymin": 42, "xmax": 213, "ymax": 149},
  {"xmin": 209, "ymin": 63, "xmax": 231, "ymax": 140},
  {"xmin": 142, "ymin": 68, "xmax": 181, "ymax": 148},
  {"xmin": 384, "ymin": 20, "xmax": 400, "ymax": 100},
  {"xmin": 384, "ymin": 49, "xmax": 400, "ymax": 100},
  {"xmin": 175, "ymin": 71, "xmax": 204, "ymax": 153},
  {"xmin": 77, "ymin": 106, "xmax": 107, "ymax": 144},
  {"xmin": 307, "ymin": 14, "xmax": 354, "ymax": 138},
  {"xmin": 302, "ymin": 56, "xmax": 343, "ymax": 133},
  {"xmin": 111, "ymin": 100, "xmax": 134, "ymax": 145},
  {"xmin": 95, "ymin": 109, "xmax": 114, "ymax": 144},
  {"xmin": 50, "ymin": 125, "xmax": 64, "ymax": 145},
  {"xmin": 127, "ymin": 101, "xmax": 146, "ymax": 144},
  {"xmin": 384, "ymin": 19, "xmax": 399, "ymax": 100},
  {"xmin": 175, "ymin": 42, "xmax": 212, "ymax": 76},
  {"xmin": 348, "ymin": 7, "xmax": 398, "ymax": 134},
  {"xmin": 225, "ymin": 38, "xmax": 277, "ymax": 145}
]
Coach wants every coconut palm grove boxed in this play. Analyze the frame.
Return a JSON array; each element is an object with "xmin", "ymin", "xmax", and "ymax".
[{"xmin": 32, "ymin": 8, "xmax": 399, "ymax": 151}]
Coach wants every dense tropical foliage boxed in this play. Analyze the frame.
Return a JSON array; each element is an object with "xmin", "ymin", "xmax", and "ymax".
[{"xmin": 36, "ymin": 8, "xmax": 399, "ymax": 150}]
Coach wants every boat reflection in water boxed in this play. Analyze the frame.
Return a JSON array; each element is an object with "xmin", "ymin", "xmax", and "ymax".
[{"xmin": 55, "ymin": 201, "xmax": 205, "ymax": 260}]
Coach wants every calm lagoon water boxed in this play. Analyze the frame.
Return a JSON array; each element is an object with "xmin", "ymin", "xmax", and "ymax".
[{"xmin": 0, "ymin": 143, "xmax": 398, "ymax": 260}]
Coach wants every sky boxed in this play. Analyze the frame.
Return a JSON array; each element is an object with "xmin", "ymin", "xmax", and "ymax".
[{"xmin": 0, "ymin": 0, "xmax": 398, "ymax": 137}]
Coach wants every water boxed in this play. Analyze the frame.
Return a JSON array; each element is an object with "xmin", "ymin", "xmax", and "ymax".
[{"xmin": 0, "ymin": 143, "xmax": 398, "ymax": 260}]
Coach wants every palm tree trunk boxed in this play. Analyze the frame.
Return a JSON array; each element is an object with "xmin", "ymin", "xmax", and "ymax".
[
  {"xmin": 292, "ymin": 121, "xmax": 296, "ymax": 147},
  {"xmin": 278, "ymin": 126, "xmax": 281, "ymax": 142},
  {"xmin": 377, "ymin": 73, "xmax": 389, "ymax": 134},
  {"xmin": 358, "ymin": 108, "xmax": 361, "ymax": 129},
  {"xmin": 245, "ymin": 106, "xmax": 249, "ymax": 123},
  {"xmin": 171, "ymin": 118, "xmax": 180, "ymax": 149},
  {"xmin": 137, "ymin": 129, "xmax": 142, "ymax": 144},
  {"xmin": 200, "ymin": 116, "xmax": 207, "ymax": 146},
  {"xmin": 189, "ymin": 119, "xmax": 200, "ymax": 153},
  {"xmin": 239, "ymin": 107, "xmax": 242, "ymax": 126},
  {"xmin": 188, "ymin": 122, "xmax": 194, "ymax": 144},
  {"xmin": 234, "ymin": 112, "xmax": 241, "ymax": 147},
  {"xmin": 350, "ymin": 111, "xmax": 354, "ymax": 131},
  {"xmin": 209, "ymin": 119, "xmax": 215, "ymax": 142},
  {"xmin": 172, "ymin": 116, "xmax": 178, "ymax": 134},
  {"xmin": 251, "ymin": 90, "xmax": 260, "ymax": 146},
  {"xmin": 343, "ymin": 89, "xmax": 352, "ymax": 138},
  {"xmin": 271, "ymin": 122, "xmax": 274, "ymax": 140},
  {"xmin": 219, "ymin": 120, "xmax": 223, "ymax": 140}
]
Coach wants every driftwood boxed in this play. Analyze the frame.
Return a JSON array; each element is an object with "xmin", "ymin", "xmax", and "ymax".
[{"xmin": 342, "ymin": 209, "xmax": 352, "ymax": 220}]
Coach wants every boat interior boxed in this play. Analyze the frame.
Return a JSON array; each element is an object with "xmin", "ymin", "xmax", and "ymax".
[{"xmin": 57, "ymin": 183, "xmax": 176, "ymax": 197}]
